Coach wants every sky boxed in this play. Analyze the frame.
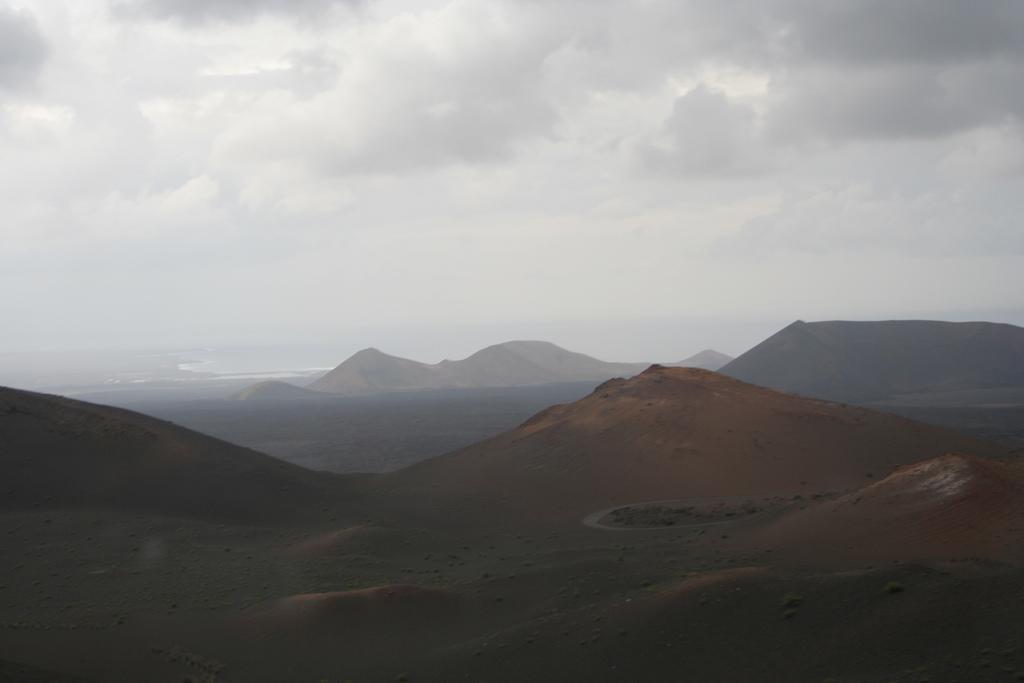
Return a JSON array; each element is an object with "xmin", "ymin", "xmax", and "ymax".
[{"xmin": 1, "ymin": 0, "xmax": 1023, "ymax": 363}]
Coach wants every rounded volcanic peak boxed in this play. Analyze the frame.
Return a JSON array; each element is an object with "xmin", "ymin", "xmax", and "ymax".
[
  {"xmin": 516, "ymin": 365, "xmax": 721, "ymax": 431},
  {"xmin": 592, "ymin": 363, "xmax": 717, "ymax": 388},
  {"xmin": 232, "ymin": 380, "xmax": 319, "ymax": 401},
  {"xmin": 520, "ymin": 365, "xmax": 835, "ymax": 439},
  {"xmin": 762, "ymin": 453, "xmax": 1024, "ymax": 564},
  {"xmin": 347, "ymin": 347, "xmax": 393, "ymax": 362},
  {"xmin": 486, "ymin": 339, "xmax": 625, "ymax": 368},
  {"xmin": 443, "ymin": 342, "xmax": 556, "ymax": 386},
  {"xmin": 490, "ymin": 339, "xmax": 565, "ymax": 354},
  {"xmin": 531, "ymin": 366, "xmax": 790, "ymax": 423},
  {"xmin": 453, "ymin": 340, "xmax": 549, "ymax": 365},
  {"xmin": 674, "ymin": 349, "xmax": 735, "ymax": 371},
  {"xmin": 457, "ymin": 340, "xmax": 553, "ymax": 364},
  {"xmin": 459, "ymin": 340, "xmax": 579, "ymax": 365},
  {"xmin": 454, "ymin": 340, "xmax": 646, "ymax": 384},
  {"xmin": 337, "ymin": 347, "xmax": 423, "ymax": 372},
  {"xmin": 622, "ymin": 364, "xmax": 738, "ymax": 388},
  {"xmin": 381, "ymin": 366, "xmax": 1008, "ymax": 524},
  {"xmin": 310, "ymin": 347, "xmax": 439, "ymax": 393}
]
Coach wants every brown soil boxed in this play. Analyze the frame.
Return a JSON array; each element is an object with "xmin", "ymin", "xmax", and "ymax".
[{"xmin": 3, "ymin": 373, "xmax": 1024, "ymax": 682}]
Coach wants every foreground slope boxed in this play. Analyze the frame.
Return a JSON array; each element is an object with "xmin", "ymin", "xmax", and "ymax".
[
  {"xmin": 309, "ymin": 340, "xmax": 647, "ymax": 395},
  {"xmin": 378, "ymin": 366, "xmax": 1007, "ymax": 521},
  {"xmin": 3, "ymin": 373, "xmax": 1024, "ymax": 682},
  {"xmin": 721, "ymin": 319, "xmax": 1024, "ymax": 403},
  {"xmin": 762, "ymin": 453, "xmax": 1024, "ymax": 564},
  {"xmin": 0, "ymin": 385, "xmax": 344, "ymax": 522}
]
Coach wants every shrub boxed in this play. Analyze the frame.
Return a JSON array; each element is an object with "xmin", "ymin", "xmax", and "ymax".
[{"xmin": 781, "ymin": 593, "xmax": 803, "ymax": 608}]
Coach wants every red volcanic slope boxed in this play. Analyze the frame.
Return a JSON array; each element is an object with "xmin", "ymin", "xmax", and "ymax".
[
  {"xmin": 761, "ymin": 453, "xmax": 1024, "ymax": 563},
  {"xmin": 287, "ymin": 525, "xmax": 403, "ymax": 557},
  {"xmin": 378, "ymin": 367, "xmax": 1008, "ymax": 520},
  {"xmin": 248, "ymin": 585, "xmax": 462, "ymax": 634}
]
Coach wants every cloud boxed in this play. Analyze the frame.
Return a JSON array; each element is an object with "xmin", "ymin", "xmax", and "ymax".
[
  {"xmin": 109, "ymin": 0, "xmax": 1024, "ymax": 171},
  {"xmin": 639, "ymin": 85, "xmax": 764, "ymax": 176},
  {"xmin": 0, "ymin": 5, "xmax": 47, "ymax": 90},
  {"xmin": 721, "ymin": 181, "xmax": 1024, "ymax": 257},
  {"xmin": 3, "ymin": 0, "xmax": 1024, "ymax": 354},
  {"xmin": 112, "ymin": 0, "xmax": 358, "ymax": 23},
  {"xmin": 773, "ymin": 0, "xmax": 1024, "ymax": 66},
  {"xmin": 215, "ymin": 1, "xmax": 563, "ymax": 175},
  {"xmin": 940, "ymin": 125, "xmax": 1024, "ymax": 177},
  {"xmin": 766, "ymin": 65, "xmax": 993, "ymax": 142},
  {"xmin": 754, "ymin": 0, "xmax": 1024, "ymax": 142}
]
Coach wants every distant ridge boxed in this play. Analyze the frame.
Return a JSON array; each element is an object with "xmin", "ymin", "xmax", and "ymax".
[
  {"xmin": 721, "ymin": 320, "xmax": 1024, "ymax": 403},
  {"xmin": 231, "ymin": 380, "xmax": 323, "ymax": 401},
  {"xmin": 308, "ymin": 340, "xmax": 648, "ymax": 395},
  {"xmin": 671, "ymin": 349, "xmax": 733, "ymax": 371}
]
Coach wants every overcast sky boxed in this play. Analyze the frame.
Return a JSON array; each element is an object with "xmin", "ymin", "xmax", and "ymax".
[{"xmin": 1, "ymin": 0, "xmax": 1023, "ymax": 361}]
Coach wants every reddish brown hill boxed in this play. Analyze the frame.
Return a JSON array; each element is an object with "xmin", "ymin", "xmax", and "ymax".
[
  {"xmin": 246, "ymin": 585, "xmax": 462, "ymax": 635},
  {"xmin": 378, "ymin": 366, "xmax": 1008, "ymax": 521},
  {"xmin": 760, "ymin": 453, "xmax": 1024, "ymax": 564},
  {"xmin": 0, "ymin": 385, "xmax": 346, "ymax": 522}
]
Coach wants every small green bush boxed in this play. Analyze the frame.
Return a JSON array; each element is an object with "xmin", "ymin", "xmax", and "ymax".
[{"xmin": 781, "ymin": 593, "xmax": 803, "ymax": 608}]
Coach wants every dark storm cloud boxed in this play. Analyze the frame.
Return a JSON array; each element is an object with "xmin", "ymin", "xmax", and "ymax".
[
  {"xmin": 598, "ymin": 0, "xmax": 1024, "ymax": 73},
  {"xmin": 766, "ymin": 65, "xmax": 1006, "ymax": 142},
  {"xmin": 770, "ymin": 1, "xmax": 1024, "ymax": 141},
  {"xmin": 113, "ymin": 0, "xmax": 359, "ymax": 23},
  {"xmin": 634, "ymin": 0, "xmax": 1024, "ymax": 168},
  {"xmin": 774, "ymin": 0, "xmax": 1024, "ymax": 65},
  {"xmin": 559, "ymin": 0, "xmax": 1024, "ymax": 160},
  {"xmin": 722, "ymin": 0, "xmax": 1024, "ymax": 142},
  {"xmin": 0, "ymin": 6, "xmax": 47, "ymax": 90}
]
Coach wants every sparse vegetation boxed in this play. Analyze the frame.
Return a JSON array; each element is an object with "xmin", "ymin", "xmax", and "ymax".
[
  {"xmin": 781, "ymin": 593, "xmax": 804, "ymax": 608},
  {"xmin": 604, "ymin": 496, "xmax": 782, "ymax": 528}
]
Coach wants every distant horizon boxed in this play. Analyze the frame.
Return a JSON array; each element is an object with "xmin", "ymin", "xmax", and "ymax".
[
  {"xmin": 4, "ymin": 311, "xmax": 1024, "ymax": 393},
  {"xmin": 3, "ymin": 307, "xmax": 1023, "ymax": 358}
]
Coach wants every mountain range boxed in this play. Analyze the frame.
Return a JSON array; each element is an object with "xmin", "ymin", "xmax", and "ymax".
[
  {"xmin": 237, "ymin": 340, "xmax": 733, "ymax": 398},
  {"xmin": 721, "ymin": 319, "xmax": 1024, "ymax": 404}
]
